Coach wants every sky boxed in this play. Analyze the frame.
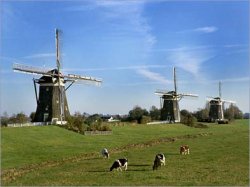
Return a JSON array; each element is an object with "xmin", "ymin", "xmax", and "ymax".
[{"xmin": 0, "ymin": 0, "xmax": 249, "ymax": 116}]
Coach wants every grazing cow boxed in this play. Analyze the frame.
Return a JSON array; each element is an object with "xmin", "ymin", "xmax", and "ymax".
[
  {"xmin": 153, "ymin": 153, "xmax": 165, "ymax": 170},
  {"xmin": 110, "ymin": 158, "xmax": 128, "ymax": 171},
  {"xmin": 101, "ymin": 148, "xmax": 109, "ymax": 158},
  {"xmin": 180, "ymin": 145, "xmax": 190, "ymax": 155}
]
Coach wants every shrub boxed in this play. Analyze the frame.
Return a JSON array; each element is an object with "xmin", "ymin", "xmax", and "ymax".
[
  {"xmin": 181, "ymin": 114, "xmax": 197, "ymax": 127},
  {"xmin": 140, "ymin": 115, "xmax": 151, "ymax": 124},
  {"xmin": 99, "ymin": 124, "xmax": 112, "ymax": 131},
  {"xmin": 128, "ymin": 106, "xmax": 149, "ymax": 123},
  {"xmin": 65, "ymin": 115, "xmax": 86, "ymax": 133}
]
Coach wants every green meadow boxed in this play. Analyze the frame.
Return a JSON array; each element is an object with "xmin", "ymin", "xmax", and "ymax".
[{"xmin": 1, "ymin": 120, "xmax": 249, "ymax": 186}]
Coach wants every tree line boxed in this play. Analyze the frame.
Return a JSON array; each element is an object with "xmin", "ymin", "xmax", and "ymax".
[{"xmin": 0, "ymin": 103, "xmax": 245, "ymax": 127}]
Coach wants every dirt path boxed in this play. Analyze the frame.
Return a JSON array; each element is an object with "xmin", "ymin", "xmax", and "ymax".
[{"xmin": 1, "ymin": 132, "xmax": 212, "ymax": 184}]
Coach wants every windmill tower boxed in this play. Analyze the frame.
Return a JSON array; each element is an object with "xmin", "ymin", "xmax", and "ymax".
[
  {"xmin": 207, "ymin": 81, "xmax": 235, "ymax": 123},
  {"xmin": 13, "ymin": 29, "xmax": 102, "ymax": 124},
  {"xmin": 155, "ymin": 67, "xmax": 198, "ymax": 123}
]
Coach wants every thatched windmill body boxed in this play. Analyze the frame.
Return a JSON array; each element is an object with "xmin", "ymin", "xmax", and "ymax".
[
  {"xmin": 155, "ymin": 67, "xmax": 198, "ymax": 123},
  {"xmin": 13, "ymin": 29, "xmax": 102, "ymax": 124},
  {"xmin": 207, "ymin": 81, "xmax": 235, "ymax": 123}
]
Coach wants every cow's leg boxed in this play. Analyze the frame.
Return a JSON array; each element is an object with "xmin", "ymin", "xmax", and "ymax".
[{"xmin": 124, "ymin": 163, "xmax": 127, "ymax": 171}]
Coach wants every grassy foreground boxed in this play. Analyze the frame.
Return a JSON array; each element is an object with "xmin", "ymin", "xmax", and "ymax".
[{"xmin": 1, "ymin": 120, "xmax": 249, "ymax": 186}]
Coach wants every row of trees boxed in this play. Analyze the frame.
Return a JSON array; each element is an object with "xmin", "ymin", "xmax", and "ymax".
[
  {"xmin": 1, "ymin": 112, "xmax": 31, "ymax": 126},
  {"xmin": 127, "ymin": 103, "xmax": 244, "ymax": 124},
  {"xmin": 0, "ymin": 103, "xmax": 245, "ymax": 127},
  {"xmin": 193, "ymin": 103, "xmax": 244, "ymax": 121}
]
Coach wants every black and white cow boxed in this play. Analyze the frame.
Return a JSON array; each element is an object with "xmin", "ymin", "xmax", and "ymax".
[
  {"xmin": 110, "ymin": 158, "xmax": 128, "ymax": 171},
  {"xmin": 153, "ymin": 153, "xmax": 165, "ymax": 170},
  {"xmin": 101, "ymin": 148, "xmax": 109, "ymax": 158}
]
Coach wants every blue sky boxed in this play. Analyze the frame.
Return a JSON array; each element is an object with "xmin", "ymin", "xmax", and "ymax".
[{"xmin": 0, "ymin": 0, "xmax": 249, "ymax": 116}]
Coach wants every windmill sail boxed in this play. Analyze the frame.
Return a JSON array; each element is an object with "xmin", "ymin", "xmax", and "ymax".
[
  {"xmin": 154, "ymin": 67, "xmax": 198, "ymax": 123},
  {"xmin": 13, "ymin": 28, "xmax": 102, "ymax": 124},
  {"xmin": 207, "ymin": 81, "xmax": 236, "ymax": 122},
  {"xmin": 173, "ymin": 67, "xmax": 177, "ymax": 93},
  {"xmin": 13, "ymin": 63, "xmax": 52, "ymax": 76},
  {"xmin": 55, "ymin": 29, "xmax": 64, "ymax": 124}
]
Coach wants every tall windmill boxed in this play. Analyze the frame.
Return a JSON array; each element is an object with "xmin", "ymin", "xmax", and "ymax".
[
  {"xmin": 155, "ymin": 67, "xmax": 198, "ymax": 123},
  {"xmin": 13, "ymin": 29, "xmax": 102, "ymax": 124},
  {"xmin": 207, "ymin": 81, "xmax": 235, "ymax": 123}
]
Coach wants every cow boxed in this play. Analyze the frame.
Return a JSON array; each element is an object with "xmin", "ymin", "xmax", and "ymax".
[
  {"xmin": 153, "ymin": 153, "xmax": 165, "ymax": 170},
  {"xmin": 110, "ymin": 158, "xmax": 128, "ymax": 171},
  {"xmin": 101, "ymin": 148, "xmax": 109, "ymax": 158},
  {"xmin": 180, "ymin": 145, "xmax": 190, "ymax": 155}
]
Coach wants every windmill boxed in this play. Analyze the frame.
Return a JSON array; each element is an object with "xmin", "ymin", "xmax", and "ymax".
[
  {"xmin": 207, "ymin": 81, "xmax": 235, "ymax": 123},
  {"xmin": 13, "ymin": 29, "xmax": 102, "ymax": 124},
  {"xmin": 155, "ymin": 67, "xmax": 198, "ymax": 123}
]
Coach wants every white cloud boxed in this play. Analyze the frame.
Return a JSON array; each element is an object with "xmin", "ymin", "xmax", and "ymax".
[
  {"xmin": 178, "ymin": 26, "xmax": 218, "ymax": 34},
  {"xmin": 0, "ymin": 56, "xmax": 24, "ymax": 64},
  {"xmin": 167, "ymin": 47, "xmax": 214, "ymax": 77},
  {"xmin": 193, "ymin": 26, "xmax": 218, "ymax": 33},
  {"xmin": 96, "ymin": 0, "xmax": 156, "ymax": 48},
  {"xmin": 137, "ymin": 68, "xmax": 171, "ymax": 84},
  {"xmin": 22, "ymin": 53, "xmax": 56, "ymax": 59},
  {"xmin": 67, "ymin": 0, "xmax": 156, "ymax": 51},
  {"xmin": 65, "ymin": 64, "xmax": 169, "ymax": 72},
  {"xmin": 213, "ymin": 77, "xmax": 250, "ymax": 83}
]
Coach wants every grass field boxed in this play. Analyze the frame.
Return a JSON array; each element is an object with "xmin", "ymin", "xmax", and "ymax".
[{"xmin": 1, "ymin": 120, "xmax": 249, "ymax": 186}]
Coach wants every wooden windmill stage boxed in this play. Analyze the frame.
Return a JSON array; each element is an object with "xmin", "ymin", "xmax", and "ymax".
[
  {"xmin": 207, "ymin": 81, "xmax": 235, "ymax": 124},
  {"xmin": 13, "ymin": 29, "xmax": 102, "ymax": 124},
  {"xmin": 155, "ymin": 67, "xmax": 198, "ymax": 123}
]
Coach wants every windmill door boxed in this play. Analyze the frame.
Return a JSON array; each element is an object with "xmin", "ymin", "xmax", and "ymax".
[{"xmin": 43, "ymin": 113, "xmax": 49, "ymax": 122}]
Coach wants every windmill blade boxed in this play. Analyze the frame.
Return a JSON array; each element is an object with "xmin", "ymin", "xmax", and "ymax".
[
  {"xmin": 13, "ymin": 63, "xmax": 52, "ymax": 76},
  {"xmin": 221, "ymin": 99, "xmax": 236, "ymax": 104},
  {"xmin": 219, "ymin": 81, "xmax": 222, "ymax": 98},
  {"xmin": 55, "ymin": 28, "xmax": 61, "ymax": 73},
  {"xmin": 173, "ymin": 67, "xmax": 177, "ymax": 93},
  {"xmin": 180, "ymin": 93, "xmax": 198, "ymax": 98},
  {"xmin": 155, "ymin": 89, "xmax": 172, "ymax": 96},
  {"xmin": 64, "ymin": 73, "xmax": 102, "ymax": 86}
]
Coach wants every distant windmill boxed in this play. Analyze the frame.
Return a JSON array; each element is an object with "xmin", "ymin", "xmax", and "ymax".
[
  {"xmin": 207, "ymin": 81, "xmax": 235, "ymax": 123},
  {"xmin": 155, "ymin": 67, "xmax": 198, "ymax": 123},
  {"xmin": 13, "ymin": 29, "xmax": 102, "ymax": 124}
]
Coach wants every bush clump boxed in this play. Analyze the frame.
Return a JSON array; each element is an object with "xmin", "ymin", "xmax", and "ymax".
[
  {"xmin": 139, "ymin": 115, "xmax": 151, "ymax": 124},
  {"xmin": 180, "ymin": 110, "xmax": 197, "ymax": 127},
  {"xmin": 65, "ymin": 115, "xmax": 87, "ymax": 133},
  {"xmin": 181, "ymin": 114, "xmax": 197, "ymax": 127},
  {"xmin": 64, "ymin": 113, "xmax": 112, "ymax": 134}
]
